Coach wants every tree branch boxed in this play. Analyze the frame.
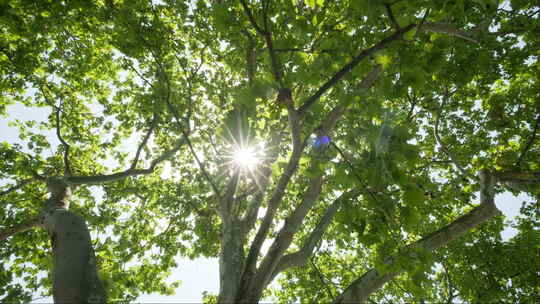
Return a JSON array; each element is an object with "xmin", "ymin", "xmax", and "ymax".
[
  {"xmin": 384, "ymin": 3, "xmax": 401, "ymax": 30},
  {"xmin": 239, "ymin": 0, "xmax": 265, "ymax": 36},
  {"xmin": 131, "ymin": 22, "xmax": 221, "ymax": 198},
  {"xmin": 331, "ymin": 172, "xmax": 500, "ymax": 303},
  {"xmin": 271, "ymin": 190, "xmax": 359, "ymax": 279},
  {"xmin": 40, "ymin": 85, "xmax": 72, "ymax": 176},
  {"xmin": 420, "ymin": 22, "xmax": 480, "ymax": 44},
  {"xmin": 54, "ymin": 99, "xmax": 72, "ymax": 176},
  {"xmin": 124, "ymin": 58, "xmax": 155, "ymax": 89},
  {"xmin": 495, "ymin": 170, "xmax": 540, "ymax": 192},
  {"xmin": 318, "ymin": 66, "xmax": 382, "ymax": 135},
  {"xmin": 239, "ymin": 35, "xmax": 388, "ymax": 298},
  {"xmin": 240, "ymin": 137, "xmax": 307, "ymax": 285},
  {"xmin": 65, "ymin": 137, "xmax": 186, "ymax": 185},
  {"xmin": 298, "ymin": 23, "xmax": 416, "ymax": 116},
  {"xmin": 310, "ymin": 256, "xmax": 336, "ymax": 300},
  {"xmin": 433, "ymin": 91, "xmax": 474, "ymax": 179},
  {"xmin": 245, "ymin": 174, "xmax": 324, "ymax": 301},
  {"xmin": 240, "ymin": 0, "xmax": 284, "ymax": 87},
  {"xmin": 154, "ymin": 56, "xmax": 222, "ymax": 199},
  {"xmin": 0, "ymin": 178, "xmax": 35, "ymax": 196},
  {"xmin": 516, "ymin": 114, "xmax": 540, "ymax": 167},
  {"xmin": 496, "ymin": 170, "xmax": 540, "ymax": 183},
  {"xmin": 0, "ymin": 217, "xmax": 40, "ymax": 241},
  {"xmin": 131, "ymin": 113, "xmax": 159, "ymax": 170},
  {"xmin": 441, "ymin": 261, "xmax": 455, "ymax": 304}
]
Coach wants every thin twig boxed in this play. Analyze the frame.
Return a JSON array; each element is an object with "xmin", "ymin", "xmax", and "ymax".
[
  {"xmin": 65, "ymin": 137, "xmax": 186, "ymax": 185},
  {"xmin": 0, "ymin": 178, "xmax": 35, "ymax": 196},
  {"xmin": 441, "ymin": 261, "xmax": 455, "ymax": 304},
  {"xmin": 124, "ymin": 58, "xmax": 155, "ymax": 89},
  {"xmin": 240, "ymin": 0, "xmax": 284, "ymax": 87},
  {"xmin": 384, "ymin": 3, "xmax": 400, "ymax": 30},
  {"xmin": 515, "ymin": 114, "xmax": 540, "ymax": 167},
  {"xmin": 40, "ymin": 85, "xmax": 73, "ymax": 176},
  {"xmin": 131, "ymin": 114, "xmax": 159, "ymax": 170},
  {"xmin": 433, "ymin": 90, "xmax": 474, "ymax": 180},
  {"xmin": 310, "ymin": 256, "xmax": 335, "ymax": 299},
  {"xmin": 55, "ymin": 100, "xmax": 72, "ymax": 175},
  {"xmin": 330, "ymin": 142, "xmax": 379, "ymax": 203},
  {"xmin": 151, "ymin": 50, "xmax": 222, "ymax": 199}
]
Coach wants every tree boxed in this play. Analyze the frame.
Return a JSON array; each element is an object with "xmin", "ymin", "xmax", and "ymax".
[{"xmin": 1, "ymin": 0, "xmax": 539, "ymax": 303}]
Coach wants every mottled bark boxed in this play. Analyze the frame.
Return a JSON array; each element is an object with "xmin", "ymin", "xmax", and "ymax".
[
  {"xmin": 217, "ymin": 223, "xmax": 245, "ymax": 303},
  {"xmin": 41, "ymin": 178, "xmax": 106, "ymax": 304},
  {"xmin": 217, "ymin": 173, "xmax": 245, "ymax": 303}
]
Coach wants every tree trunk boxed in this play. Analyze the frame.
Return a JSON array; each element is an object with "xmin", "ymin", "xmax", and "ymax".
[
  {"xmin": 41, "ymin": 179, "xmax": 106, "ymax": 304},
  {"xmin": 217, "ymin": 223, "xmax": 245, "ymax": 303}
]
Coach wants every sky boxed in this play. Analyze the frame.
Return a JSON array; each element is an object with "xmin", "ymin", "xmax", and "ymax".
[{"xmin": 0, "ymin": 101, "xmax": 532, "ymax": 302}]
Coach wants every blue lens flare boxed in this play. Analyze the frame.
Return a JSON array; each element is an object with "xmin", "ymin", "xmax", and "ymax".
[{"xmin": 313, "ymin": 135, "xmax": 330, "ymax": 148}]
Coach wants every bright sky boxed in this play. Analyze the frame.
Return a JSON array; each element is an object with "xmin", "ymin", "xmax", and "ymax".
[{"xmin": 0, "ymin": 103, "xmax": 532, "ymax": 302}]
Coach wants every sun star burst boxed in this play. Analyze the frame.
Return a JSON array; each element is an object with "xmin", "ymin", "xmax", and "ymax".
[{"xmin": 232, "ymin": 147, "xmax": 260, "ymax": 170}]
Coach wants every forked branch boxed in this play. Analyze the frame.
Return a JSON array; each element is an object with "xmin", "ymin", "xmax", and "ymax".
[
  {"xmin": 270, "ymin": 190, "xmax": 359, "ymax": 280},
  {"xmin": 254, "ymin": 174, "xmax": 324, "ymax": 281},
  {"xmin": 40, "ymin": 85, "xmax": 72, "ymax": 176},
  {"xmin": 241, "ymin": 137, "xmax": 308, "ymax": 282},
  {"xmin": 240, "ymin": 0, "xmax": 284, "ymax": 87}
]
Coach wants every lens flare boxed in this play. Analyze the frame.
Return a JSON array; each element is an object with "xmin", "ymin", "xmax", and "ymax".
[{"xmin": 232, "ymin": 147, "xmax": 260, "ymax": 169}]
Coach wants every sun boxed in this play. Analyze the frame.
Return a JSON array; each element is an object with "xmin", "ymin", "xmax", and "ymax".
[{"xmin": 232, "ymin": 146, "xmax": 260, "ymax": 170}]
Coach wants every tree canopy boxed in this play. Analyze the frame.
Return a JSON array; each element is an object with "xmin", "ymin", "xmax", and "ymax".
[{"xmin": 1, "ymin": 0, "xmax": 539, "ymax": 303}]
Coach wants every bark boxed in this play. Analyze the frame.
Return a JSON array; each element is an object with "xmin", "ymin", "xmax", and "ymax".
[
  {"xmin": 238, "ymin": 175, "xmax": 324, "ymax": 302},
  {"xmin": 420, "ymin": 22, "xmax": 480, "ymax": 44},
  {"xmin": 217, "ymin": 223, "xmax": 245, "ymax": 303},
  {"xmin": 41, "ymin": 178, "xmax": 106, "ymax": 304},
  {"xmin": 271, "ymin": 190, "xmax": 360, "ymax": 280},
  {"xmin": 217, "ymin": 172, "xmax": 245, "ymax": 303},
  {"xmin": 331, "ymin": 172, "xmax": 500, "ymax": 303},
  {"xmin": 240, "ymin": 134, "xmax": 305, "ymax": 292}
]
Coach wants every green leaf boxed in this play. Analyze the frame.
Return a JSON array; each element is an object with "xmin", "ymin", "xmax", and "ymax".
[{"xmin": 403, "ymin": 185, "xmax": 425, "ymax": 206}]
